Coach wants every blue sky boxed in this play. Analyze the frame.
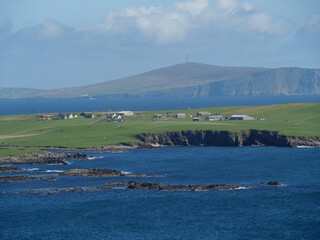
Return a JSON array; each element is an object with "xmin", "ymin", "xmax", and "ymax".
[{"xmin": 1, "ymin": 0, "xmax": 320, "ymax": 89}]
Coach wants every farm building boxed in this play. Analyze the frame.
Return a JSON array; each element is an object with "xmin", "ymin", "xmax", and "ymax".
[
  {"xmin": 230, "ymin": 115, "xmax": 255, "ymax": 120},
  {"xmin": 154, "ymin": 114, "xmax": 166, "ymax": 118},
  {"xmin": 166, "ymin": 112, "xmax": 175, "ymax": 117},
  {"xmin": 116, "ymin": 111, "xmax": 134, "ymax": 116},
  {"xmin": 197, "ymin": 111, "xmax": 211, "ymax": 116},
  {"xmin": 106, "ymin": 113, "xmax": 122, "ymax": 120},
  {"xmin": 206, "ymin": 115, "xmax": 224, "ymax": 121},
  {"xmin": 176, "ymin": 113, "xmax": 186, "ymax": 118},
  {"xmin": 80, "ymin": 113, "xmax": 96, "ymax": 118},
  {"xmin": 193, "ymin": 118, "xmax": 200, "ymax": 122},
  {"xmin": 58, "ymin": 113, "xmax": 68, "ymax": 120}
]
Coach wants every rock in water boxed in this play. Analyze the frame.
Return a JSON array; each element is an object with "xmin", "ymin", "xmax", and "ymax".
[{"xmin": 267, "ymin": 181, "xmax": 282, "ymax": 186}]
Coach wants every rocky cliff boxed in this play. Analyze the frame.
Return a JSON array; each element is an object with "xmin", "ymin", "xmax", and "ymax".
[{"xmin": 135, "ymin": 130, "xmax": 320, "ymax": 147}]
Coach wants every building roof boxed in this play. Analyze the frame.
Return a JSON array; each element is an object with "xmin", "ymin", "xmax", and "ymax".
[{"xmin": 231, "ymin": 115, "xmax": 249, "ymax": 117}]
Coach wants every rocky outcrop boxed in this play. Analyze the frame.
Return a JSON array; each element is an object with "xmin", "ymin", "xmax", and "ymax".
[
  {"xmin": 0, "ymin": 176, "xmax": 55, "ymax": 183},
  {"xmin": 27, "ymin": 186, "xmax": 112, "ymax": 194},
  {"xmin": 0, "ymin": 166, "xmax": 22, "ymax": 172},
  {"xmin": 135, "ymin": 130, "xmax": 320, "ymax": 147},
  {"xmin": 267, "ymin": 181, "xmax": 283, "ymax": 186},
  {"xmin": 105, "ymin": 181, "xmax": 242, "ymax": 191},
  {"xmin": 0, "ymin": 152, "xmax": 90, "ymax": 165},
  {"xmin": 59, "ymin": 168, "xmax": 157, "ymax": 177},
  {"xmin": 66, "ymin": 153, "xmax": 91, "ymax": 160}
]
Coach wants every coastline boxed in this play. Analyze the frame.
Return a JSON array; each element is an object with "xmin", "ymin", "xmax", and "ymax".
[{"xmin": 0, "ymin": 129, "xmax": 319, "ymax": 165}]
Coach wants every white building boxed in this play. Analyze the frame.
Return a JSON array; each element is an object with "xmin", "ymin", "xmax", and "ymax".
[
  {"xmin": 116, "ymin": 111, "xmax": 134, "ymax": 116},
  {"xmin": 230, "ymin": 115, "xmax": 255, "ymax": 120},
  {"xmin": 176, "ymin": 113, "xmax": 186, "ymax": 118},
  {"xmin": 206, "ymin": 115, "xmax": 223, "ymax": 121}
]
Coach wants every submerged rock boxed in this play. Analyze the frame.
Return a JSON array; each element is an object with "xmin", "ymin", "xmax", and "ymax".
[
  {"xmin": 267, "ymin": 181, "xmax": 283, "ymax": 186},
  {"xmin": 0, "ymin": 176, "xmax": 56, "ymax": 183},
  {"xmin": 59, "ymin": 168, "xmax": 157, "ymax": 177},
  {"xmin": 0, "ymin": 166, "xmax": 22, "ymax": 173},
  {"xmin": 105, "ymin": 181, "xmax": 242, "ymax": 191}
]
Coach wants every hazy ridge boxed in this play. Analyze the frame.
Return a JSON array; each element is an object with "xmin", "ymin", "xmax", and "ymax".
[{"xmin": 1, "ymin": 63, "xmax": 319, "ymax": 99}]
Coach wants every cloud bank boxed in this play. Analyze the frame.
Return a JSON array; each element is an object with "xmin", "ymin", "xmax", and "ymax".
[{"xmin": 0, "ymin": 0, "xmax": 319, "ymax": 89}]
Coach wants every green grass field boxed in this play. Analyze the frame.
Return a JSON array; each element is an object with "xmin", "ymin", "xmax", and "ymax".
[{"xmin": 0, "ymin": 103, "xmax": 319, "ymax": 148}]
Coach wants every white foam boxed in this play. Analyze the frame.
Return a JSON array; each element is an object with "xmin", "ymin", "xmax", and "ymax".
[
  {"xmin": 46, "ymin": 170, "xmax": 64, "ymax": 173},
  {"xmin": 26, "ymin": 168, "xmax": 39, "ymax": 171},
  {"xmin": 121, "ymin": 171, "xmax": 132, "ymax": 174},
  {"xmin": 88, "ymin": 156, "xmax": 103, "ymax": 160},
  {"xmin": 297, "ymin": 146, "xmax": 314, "ymax": 148},
  {"xmin": 234, "ymin": 187, "xmax": 249, "ymax": 190}
]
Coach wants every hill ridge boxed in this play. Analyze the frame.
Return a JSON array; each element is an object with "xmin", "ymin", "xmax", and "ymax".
[{"xmin": 1, "ymin": 62, "xmax": 319, "ymax": 99}]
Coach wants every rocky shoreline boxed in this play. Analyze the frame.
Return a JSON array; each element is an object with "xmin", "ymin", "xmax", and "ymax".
[
  {"xmin": 59, "ymin": 168, "xmax": 157, "ymax": 177},
  {"xmin": 0, "ymin": 152, "xmax": 91, "ymax": 165}
]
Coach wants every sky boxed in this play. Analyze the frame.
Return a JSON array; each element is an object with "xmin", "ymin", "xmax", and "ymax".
[{"xmin": 1, "ymin": 0, "xmax": 320, "ymax": 89}]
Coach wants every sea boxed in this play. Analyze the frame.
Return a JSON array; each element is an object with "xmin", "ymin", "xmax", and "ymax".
[
  {"xmin": 1, "ymin": 95, "xmax": 320, "ymax": 115},
  {"xmin": 1, "ymin": 96, "xmax": 320, "ymax": 239}
]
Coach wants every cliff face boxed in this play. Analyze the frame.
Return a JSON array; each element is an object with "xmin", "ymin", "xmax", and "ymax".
[{"xmin": 135, "ymin": 130, "xmax": 320, "ymax": 147}]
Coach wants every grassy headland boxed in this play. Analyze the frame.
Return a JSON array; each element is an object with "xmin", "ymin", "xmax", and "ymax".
[{"xmin": 0, "ymin": 103, "xmax": 319, "ymax": 149}]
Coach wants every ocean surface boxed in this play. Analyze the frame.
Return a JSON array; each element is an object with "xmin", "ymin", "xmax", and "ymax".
[
  {"xmin": 1, "ymin": 147, "xmax": 320, "ymax": 239},
  {"xmin": 1, "ymin": 95, "xmax": 320, "ymax": 115}
]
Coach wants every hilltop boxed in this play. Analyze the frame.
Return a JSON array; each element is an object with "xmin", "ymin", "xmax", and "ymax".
[{"xmin": 1, "ymin": 63, "xmax": 319, "ymax": 99}]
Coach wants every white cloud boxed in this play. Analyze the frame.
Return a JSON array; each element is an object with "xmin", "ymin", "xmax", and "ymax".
[
  {"xmin": 305, "ymin": 14, "xmax": 320, "ymax": 33},
  {"xmin": 39, "ymin": 21, "xmax": 63, "ymax": 40},
  {"xmin": 93, "ymin": 0, "xmax": 294, "ymax": 44},
  {"xmin": 174, "ymin": 0, "xmax": 209, "ymax": 17}
]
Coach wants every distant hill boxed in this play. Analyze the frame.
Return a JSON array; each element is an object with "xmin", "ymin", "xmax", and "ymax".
[
  {"xmin": 1, "ymin": 63, "xmax": 319, "ymax": 99},
  {"xmin": 0, "ymin": 88, "xmax": 45, "ymax": 99}
]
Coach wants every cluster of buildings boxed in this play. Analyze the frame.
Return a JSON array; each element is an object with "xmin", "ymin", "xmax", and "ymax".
[
  {"xmin": 106, "ymin": 111, "xmax": 134, "ymax": 122},
  {"xmin": 57, "ymin": 112, "xmax": 96, "ymax": 120},
  {"xmin": 154, "ymin": 110, "xmax": 264, "ymax": 122},
  {"xmin": 43, "ymin": 109, "xmax": 264, "ymax": 123},
  {"xmin": 154, "ymin": 112, "xmax": 193, "ymax": 119}
]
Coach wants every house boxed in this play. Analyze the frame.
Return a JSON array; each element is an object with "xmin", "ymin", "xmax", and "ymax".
[
  {"xmin": 116, "ymin": 111, "xmax": 134, "ymax": 116},
  {"xmin": 106, "ymin": 113, "xmax": 117, "ymax": 119},
  {"xmin": 186, "ymin": 114, "xmax": 193, "ymax": 118},
  {"xmin": 206, "ymin": 115, "xmax": 224, "ymax": 121},
  {"xmin": 176, "ymin": 113, "xmax": 186, "ymax": 118},
  {"xmin": 166, "ymin": 112, "xmax": 175, "ymax": 118},
  {"xmin": 193, "ymin": 118, "xmax": 200, "ymax": 122},
  {"xmin": 80, "ymin": 112, "xmax": 96, "ymax": 118},
  {"xmin": 197, "ymin": 111, "xmax": 211, "ymax": 116},
  {"xmin": 106, "ymin": 113, "xmax": 122, "ymax": 120},
  {"xmin": 230, "ymin": 115, "xmax": 255, "ymax": 120},
  {"xmin": 257, "ymin": 117, "xmax": 265, "ymax": 121},
  {"xmin": 58, "ymin": 113, "xmax": 68, "ymax": 120},
  {"xmin": 154, "ymin": 114, "xmax": 166, "ymax": 118},
  {"xmin": 41, "ymin": 114, "xmax": 52, "ymax": 120}
]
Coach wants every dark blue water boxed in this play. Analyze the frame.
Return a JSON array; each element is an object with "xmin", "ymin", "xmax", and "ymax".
[
  {"xmin": 1, "ymin": 147, "xmax": 319, "ymax": 239},
  {"xmin": 1, "ymin": 95, "xmax": 320, "ymax": 115}
]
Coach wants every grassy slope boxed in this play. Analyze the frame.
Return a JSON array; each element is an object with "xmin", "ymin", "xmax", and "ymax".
[{"xmin": 0, "ymin": 103, "xmax": 319, "ymax": 148}]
